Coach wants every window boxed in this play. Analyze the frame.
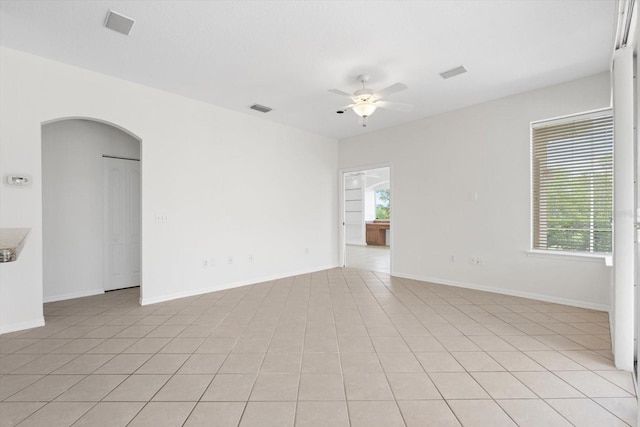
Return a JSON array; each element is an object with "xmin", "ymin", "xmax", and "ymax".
[
  {"xmin": 375, "ymin": 189, "xmax": 390, "ymax": 219},
  {"xmin": 531, "ymin": 110, "xmax": 613, "ymax": 253}
]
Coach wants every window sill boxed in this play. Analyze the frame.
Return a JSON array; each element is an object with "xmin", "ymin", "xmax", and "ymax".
[{"xmin": 526, "ymin": 249, "xmax": 612, "ymax": 265}]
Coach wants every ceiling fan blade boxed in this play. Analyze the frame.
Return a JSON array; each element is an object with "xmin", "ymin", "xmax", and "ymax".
[
  {"xmin": 374, "ymin": 82, "xmax": 408, "ymax": 99},
  {"xmin": 329, "ymin": 89, "xmax": 354, "ymax": 98},
  {"xmin": 340, "ymin": 104, "xmax": 355, "ymax": 109},
  {"xmin": 376, "ymin": 100, "xmax": 413, "ymax": 112}
]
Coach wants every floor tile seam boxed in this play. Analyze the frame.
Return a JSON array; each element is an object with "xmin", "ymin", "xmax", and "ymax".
[
  {"xmin": 493, "ymin": 395, "xmax": 575, "ymax": 426},
  {"xmin": 17, "ymin": 396, "xmax": 100, "ymax": 427},
  {"xmin": 201, "ymin": 289, "xmax": 255, "ymax": 335},
  {"xmin": 542, "ymin": 396, "xmax": 636, "ymax": 427},
  {"xmin": 183, "ymin": 287, "xmax": 258, "ymax": 351},
  {"xmin": 409, "ymin": 345, "xmax": 566, "ymax": 403},
  {"xmin": 511, "ymin": 368, "xmax": 587, "ymax": 400},
  {"xmin": 589, "ymin": 370, "xmax": 638, "ymax": 397},
  {"xmin": 334, "ymin": 269, "xmax": 371, "ymax": 427},
  {"xmin": 559, "ymin": 333, "xmax": 609, "ymax": 350},
  {"xmin": 163, "ymin": 396, "xmax": 205, "ymax": 427},
  {"xmin": 523, "ymin": 349, "xmax": 606, "ymax": 372},
  {"xmin": 1, "ymin": 357, "xmax": 89, "ymax": 400},
  {"xmin": 551, "ymin": 370, "xmax": 636, "ymax": 398},
  {"xmin": 53, "ymin": 370, "xmax": 130, "ymax": 403},
  {"xmin": 429, "ymin": 395, "xmax": 467, "ymax": 426},
  {"xmin": 587, "ymin": 395, "xmax": 638, "ymax": 426},
  {"xmin": 1, "ymin": 353, "xmax": 56, "ymax": 375},
  {"xmin": 379, "ymin": 276, "xmax": 501, "ymax": 347},
  {"xmin": 352, "ymin": 273, "xmax": 424, "ymax": 356},
  {"xmin": 238, "ymin": 279, "xmax": 298, "ymax": 427},
  {"xmin": 373, "ymin": 290, "xmax": 531, "ymax": 378},
  {"xmin": 349, "ymin": 269, "xmax": 426, "ymax": 426},
  {"xmin": 117, "ymin": 398, "xmax": 153, "ymax": 427},
  {"xmin": 480, "ymin": 347, "xmax": 550, "ymax": 371}
]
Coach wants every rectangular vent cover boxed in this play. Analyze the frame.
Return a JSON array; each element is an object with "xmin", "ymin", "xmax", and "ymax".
[
  {"xmin": 440, "ymin": 66, "xmax": 467, "ymax": 79},
  {"xmin": 250, "ymin": 104, "xmax": 272, "ymax": 113},
  {"xmin": 105, "ymin": 10, "xmax": 136, "ymax": 36}
]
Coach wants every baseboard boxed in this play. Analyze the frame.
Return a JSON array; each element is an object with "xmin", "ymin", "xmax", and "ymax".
[
  {"xmin": 392, "ymin": 271, "xmax": 610, "ymax": 312},
  {"xmin": 0, "ymin": 317, "xmax": 45, "ymax": 335},
  {"xmin": 140, "ymin": 264, "xmax": 340, "ymax": 306},
  {"xmin": 43, "ymin": 288, "xmax": 105, "ymax": 303}
]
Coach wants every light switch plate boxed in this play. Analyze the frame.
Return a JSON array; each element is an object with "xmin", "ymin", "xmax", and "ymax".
[{"xmin": 5, "ymin": 174, "xmax": 32, "ymax": 187}]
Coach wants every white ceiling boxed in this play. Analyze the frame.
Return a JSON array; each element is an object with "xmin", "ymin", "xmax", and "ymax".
[{"xmin": 0, "ymin": 0, "xmax": 616, "ymax": 140}]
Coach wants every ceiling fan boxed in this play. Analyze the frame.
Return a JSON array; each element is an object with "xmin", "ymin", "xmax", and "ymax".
[{"xmin": 329, "ymin": 74, "xmax": 413, "ymax": 127}]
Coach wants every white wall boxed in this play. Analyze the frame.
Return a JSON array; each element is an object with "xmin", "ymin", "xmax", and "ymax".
[
  {"xmin": 339, "ymin": 72, "xmax": 612, "ymax": 310},
  {"xmin": 0, "ymin": 47, "xmax": 338, "ymax": 333},
  {"xmin": 42, "ymin": 119, "xmax": 140, "ymax": 302},
  {"xmin": 364, "ymin": 190, "xmax": 375, "ymax": 221}
]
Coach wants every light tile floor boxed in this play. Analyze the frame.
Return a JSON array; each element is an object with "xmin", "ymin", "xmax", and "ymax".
[
  {"xmin": 345, "ymin": 245, "xmax": 390, "ymax": 273},
  {"xmin": 0, "ymin": 268, "xmax": 637, "ymax": 426}
]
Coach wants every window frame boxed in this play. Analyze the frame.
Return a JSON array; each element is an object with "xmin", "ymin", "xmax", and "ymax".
[{"xmin": 529, "ymin": 107, "xmax": 613, "ymax": 258}]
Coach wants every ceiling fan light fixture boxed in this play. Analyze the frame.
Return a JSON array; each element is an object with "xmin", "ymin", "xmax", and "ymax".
[{"xmin": 352, "ymin": 101, "xmax": 377, "ymax": 118}]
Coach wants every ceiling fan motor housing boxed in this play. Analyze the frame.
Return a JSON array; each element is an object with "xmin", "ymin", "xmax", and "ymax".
[{"xmin": 353, "ymin": 88, "xmax": 373, "ymax": 97}]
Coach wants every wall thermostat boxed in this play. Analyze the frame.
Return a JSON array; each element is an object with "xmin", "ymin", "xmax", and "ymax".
[{"xmin": 5, "ymin": 174, "xmax": 33, "ymax": 187}]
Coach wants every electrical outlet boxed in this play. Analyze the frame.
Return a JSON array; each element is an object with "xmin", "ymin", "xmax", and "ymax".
[
  {"xmin": 228, "ymin": 256, "xmax": 234, "ymax": 265},
  {"xmin": 469, "ymin": 256, "xmax": 483, "ymax": 265},
  {"xmin": 304, "ymin": 248, "xmax": 309, "ymax": 255},
  {"xmin": 202, "ymin": 259, "xmax": 208, "ymax": 268},
  {"xmin": 155, "ymin": 215, "xmax": 168, "ymax": 223},
  {"xmin": 450, "ymin": 255, "xmax": 456, "ymax": 262},
  {"xmin": 248, "ymin": 255, "xmax": 253, "ymax": 263}
]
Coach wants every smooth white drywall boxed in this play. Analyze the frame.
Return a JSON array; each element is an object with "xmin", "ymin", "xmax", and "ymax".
[
  {"xmin": 339, "ymin": 73, "xmax": 612, "ymax": 310},
  {"xmin": 42, "ymin": 119, "xmax": 140, "ymax": 302},
  {"xmin": 0, "ymin": 47, "xmax": 338, "ymax": 333},
  {"xmin": 364, "ymin": 190, "xmax": 375, "ymax": 221}
]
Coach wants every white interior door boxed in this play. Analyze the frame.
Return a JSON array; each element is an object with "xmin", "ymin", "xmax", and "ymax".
[{"xmin": 103, "ymin": 157, "xmax": 140, "ymax": 291}]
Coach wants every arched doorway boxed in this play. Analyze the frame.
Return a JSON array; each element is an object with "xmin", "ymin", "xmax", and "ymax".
[{"xmin": 41, "ymin": 118, "xmax": 143, "ymax": 304}]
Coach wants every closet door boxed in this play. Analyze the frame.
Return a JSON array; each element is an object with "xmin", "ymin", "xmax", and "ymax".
[{"xmin": 103, "ymin": 157, "xmax": 140, "ymax": 291}]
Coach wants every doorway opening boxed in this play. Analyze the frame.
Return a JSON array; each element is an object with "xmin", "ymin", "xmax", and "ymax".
[
  {"xmin": 342, "ymin": 166, "xmax": 391, "ymax": 273},
  {"xmin": 41, "ymin": 118, "xmax": 142, "ymax": 304}
]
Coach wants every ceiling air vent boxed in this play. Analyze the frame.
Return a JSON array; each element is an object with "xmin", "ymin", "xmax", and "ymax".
[
  {"xmin": 440, "ymin": 66, "xmax": 467, "ymax": 80},
  {"xmin": 105, "ymin": 10, "xmax": 136, "ymax": 36},
  {"xmin": 250, "ymin": 104, "xmax": 272, "ymax": 113}
]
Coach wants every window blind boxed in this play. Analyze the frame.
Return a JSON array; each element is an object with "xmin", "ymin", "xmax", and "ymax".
[{"xmin": 532, "ymin": 112, "xmax": 613, "ymax": 253}]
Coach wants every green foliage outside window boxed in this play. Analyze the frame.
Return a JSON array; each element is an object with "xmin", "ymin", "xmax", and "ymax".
[
  {"xmin": 544, "ymin": 164, "xmax": 612, "ymax": 252},
  {"xmin": 375, "ymin": 189, "xmax": 390, "ymax": 219}
]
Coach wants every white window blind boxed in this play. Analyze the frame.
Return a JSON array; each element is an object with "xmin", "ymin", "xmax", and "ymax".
[{"xmin": 532, "ymin": 111, "xmax": 613, "ymax": 253}]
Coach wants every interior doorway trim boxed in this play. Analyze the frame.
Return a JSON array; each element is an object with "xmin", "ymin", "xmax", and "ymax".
[{"xmin": 338, "ymin": 161, "xmax": 393, "ymax": 273}]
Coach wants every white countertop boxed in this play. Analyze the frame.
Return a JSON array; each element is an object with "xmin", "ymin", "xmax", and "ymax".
[{"xmin": 0, "ymin": 228, "xmax": 31, "ymax": 263}]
